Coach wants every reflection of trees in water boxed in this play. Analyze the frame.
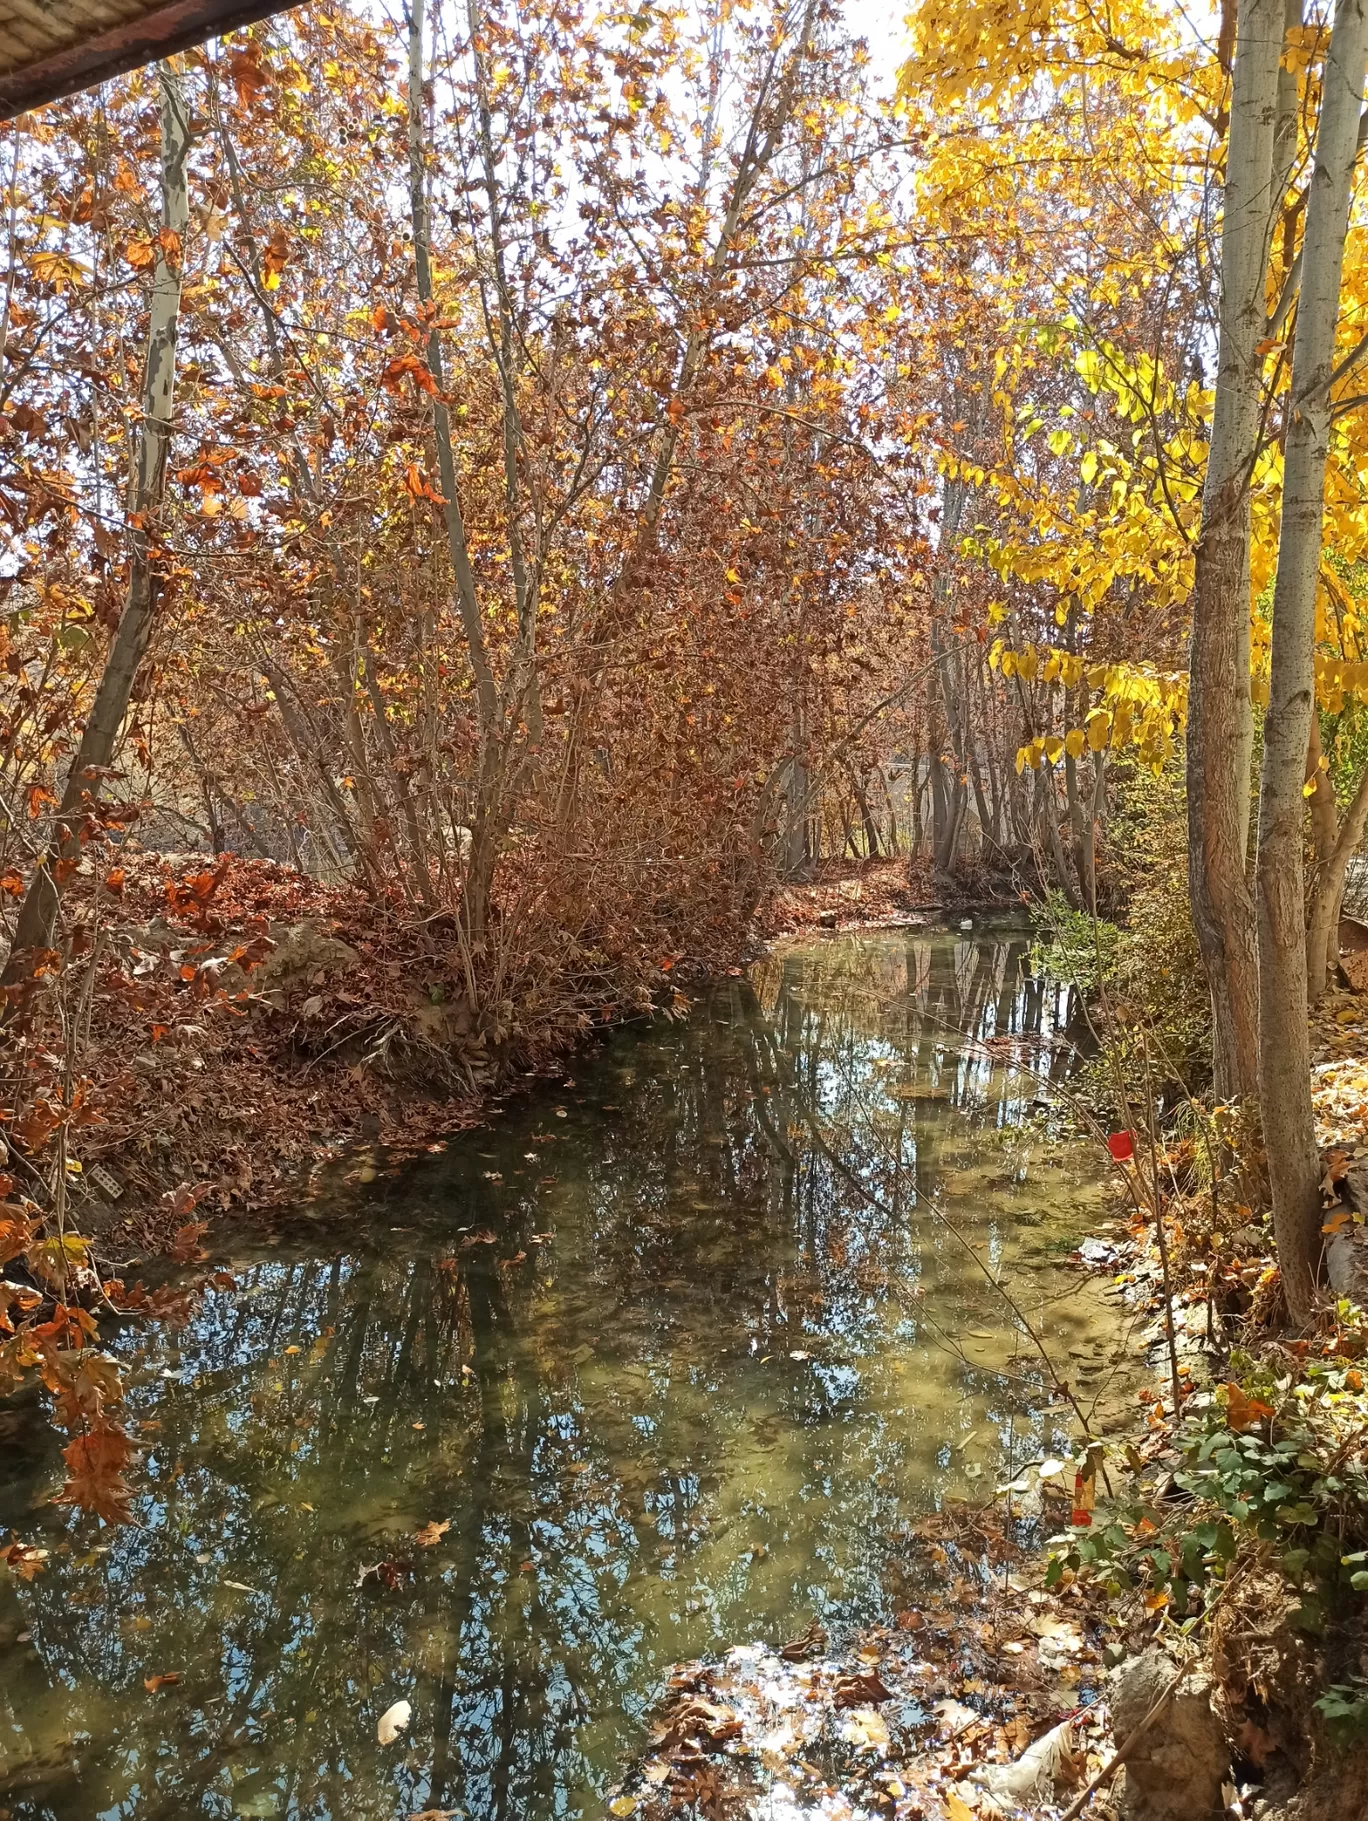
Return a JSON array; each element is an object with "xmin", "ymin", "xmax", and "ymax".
[{"xmin": 0, "ymin": 933, "xmax": 1099, "ymax": 1821}]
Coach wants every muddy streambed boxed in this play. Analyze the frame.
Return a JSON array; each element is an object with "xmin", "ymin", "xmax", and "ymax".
[{"xmin": 0, "ymin": 924, "xmax": 1130, "ymax": 1821}]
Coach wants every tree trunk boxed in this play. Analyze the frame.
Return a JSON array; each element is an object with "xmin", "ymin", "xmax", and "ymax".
[
  {"xmin": 1307, "ymin": 750, "xmax": 1368, "ymax": 1003},
  {"xmin": 1, "ymin": 63, "xmax": 190, "ymax": 999},
  {"xmin": 1186, "ymin": 0, "xmax": 1284, "ymax": 1098},
  {"xmin": 405, "ymin": 0, "xmax": 497, "ymax": 741},
  {"xmin": 1257, "ymin": 0, "xmax": 1368, "ymax": 1322}
]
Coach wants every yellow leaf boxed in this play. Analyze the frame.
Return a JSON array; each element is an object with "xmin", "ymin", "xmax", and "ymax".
[
  {"xmin": 609, "ymin": 1801, "xmax": 637, "ymax": 1817},
  {"xmin": 946, "ymin": 1792, "xmax": 978, "ymax": 1821},
  {"xmin": 1064, "ymin": 728, "xmax": 1086, "ymax": 760}
]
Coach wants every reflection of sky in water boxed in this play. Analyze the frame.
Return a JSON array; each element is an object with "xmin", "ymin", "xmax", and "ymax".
[{"xmin": 0, "ymin": 927, "xmax": 1123, "ymax": 1821}]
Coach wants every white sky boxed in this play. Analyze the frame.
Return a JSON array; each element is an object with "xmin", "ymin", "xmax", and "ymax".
[{"xmin": 838, "ymin": 0, "xmax": 909, "ymax": 93}]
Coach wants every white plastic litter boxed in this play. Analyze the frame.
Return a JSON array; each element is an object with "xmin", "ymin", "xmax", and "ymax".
[{"xmin": 972, "ymin": 1716, "xmax": 1076, "ymax": 1809}]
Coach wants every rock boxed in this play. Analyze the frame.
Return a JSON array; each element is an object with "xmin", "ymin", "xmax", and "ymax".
[
  {"xmin": 817, "ymin": 908, "xmax": 838, "ymax": 928},
  {"xmin": 1328, "ymin": 1163, "xmax": 1368, "ymax": 1304},
  {"xmin": 1110, "ymin": 1650, "xmax": 1228, "ymax": 1821},
  {"xmin": 252, "ymin": 920, "xmax": 359, "ymax": 991},
  {"xmin": 217, "ymin": 919, "xmax": 359, "ymax": 1003},
  {"xmin": 1326, "ymin": 1227, "xmax": 1368, "ymax": 1303}
]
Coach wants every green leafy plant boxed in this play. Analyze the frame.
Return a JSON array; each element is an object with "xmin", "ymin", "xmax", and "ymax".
[
  {"xmin": 1044, "ymin": 1370, "xmax": 1368, "ymax": 1632},
  {"xmin": 1314, "ymin": 1676, "xmax": 1368, "ymax": 1746}
]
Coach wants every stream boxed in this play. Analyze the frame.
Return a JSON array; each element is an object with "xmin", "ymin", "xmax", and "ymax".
[{"xmin": 0, "ymin": 923, "xmax": 1128, "ymax": 1821}]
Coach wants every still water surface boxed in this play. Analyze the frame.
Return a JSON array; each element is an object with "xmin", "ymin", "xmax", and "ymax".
[{"xmin": 0, "ymin": 926, "xmax": 1125, "ymax": 1821}]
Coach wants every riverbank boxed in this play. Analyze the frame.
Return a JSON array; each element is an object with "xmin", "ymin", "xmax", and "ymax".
[
  {"xmin": 5, "ymin": 847, "xmax": 718, "ymax": 1255},
  {"xmin": 4, "ymin": 850, "xmax": 1010, "ymax": 1258},
  {"xmin": 595, "ymin": 989, "xmax": 1368, "ymax": 1821}
]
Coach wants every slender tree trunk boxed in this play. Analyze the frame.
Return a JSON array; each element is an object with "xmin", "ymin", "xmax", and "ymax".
[
  {"xmin": 908, "ymin": 741, "xmax": 923, "ymax": 862},
  {"xmin": 1307, "ymin": 763, "xmax": 1368, "ymax": 1000},
  {"xmin": 1187, "ymin": 0, "xmax": 1284, "ymax": 1097},
  {"xmin": 1, "ymin": 63, "xmax": 190, "ymax": 1000},
  {"xmin": 405, "ymin": 0, "xmax": 497, "ymax": 739},
  {"xmin": 1257, "ymin": 0, "xmax": 1368, "ymax": 1321},
  {"xmin": 880, "ymin": 766, "xmax": 900, "ymax": 856}
]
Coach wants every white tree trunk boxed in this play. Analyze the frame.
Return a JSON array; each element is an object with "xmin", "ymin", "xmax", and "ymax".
[
  {"xmin": 1186, "ymin": 0, "xmax": 1285, "ymax": 1097},
  {"xmin": 1257, "ymin": 0, "xmax": 1368, "ymax": 1321}
]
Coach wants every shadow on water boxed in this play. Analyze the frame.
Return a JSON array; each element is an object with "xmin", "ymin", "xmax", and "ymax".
[{"xmin": 0, "ymin": 926, "xmax": 1126, "ymax": 1821}]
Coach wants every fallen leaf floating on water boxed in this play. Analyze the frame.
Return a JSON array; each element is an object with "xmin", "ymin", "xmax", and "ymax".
[
  {"xmin": 143, "ymin": 1673, "xmax": 181, "ymax": 1692},
  {"xmin": 377, "ymin": 1699, "xmax": 411, "ymax": 1744},
  {"xmin": 839, "ymin": 1706, "xmax": 889, "ymax": 1752},
  {"xmin": 653, "ymin": 1695, "xmax": 742, "ymax": 1752},
  {"xmin": 3, "ymin": 1543, "xmax": 48, "ymax": 1580},
  {"xmin": 357, "ymin": 1557, "xmax": 412, "ymax": 1591},
  {"xmin": 936, "ymin": 1697, "xmax": 980, "ymax": 1737},
  {"xmin": 833, "ymin": 1669, "xmax": 893, "ymax": 1707},
  {"xmin": 414, "ymin": 1519, "xmax": 450, "ymax": 1547},
  {"xmin": 779, "ymin": 1619, "xmax": 827, "ymax": 1660},
  {"xmin": 608, "ymin": 1799, "xmax": 637, "ymax": 1817}
]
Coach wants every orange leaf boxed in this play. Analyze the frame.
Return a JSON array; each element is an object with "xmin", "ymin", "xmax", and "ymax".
[
  {"xmin": 56, "ymin": 1423, "xmax": 135, "ymax": 1524},
  {"xmin": 3, "ymin": 1541, "xmax": 49, "ymax": 1581},
  {"xmin": 168, "ymin": 1220, "xmax": 208, "ymax": 1265},
  {"xmin": 1223, "ymin": 1382, "xmax": 1275, "ymax": 1432},
  {"xmin": 143, "ymin": 1673, "xmax": 181, "ymax": 1692}
]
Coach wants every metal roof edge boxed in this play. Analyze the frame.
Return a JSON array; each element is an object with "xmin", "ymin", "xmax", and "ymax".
[{"xmin": 0, "ymin": 0, "xmax": 306, "ymax": 120}]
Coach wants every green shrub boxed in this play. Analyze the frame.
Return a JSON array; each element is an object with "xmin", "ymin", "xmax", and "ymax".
[{"xmin": 1032, "ymin": 758, "xmax": 1210, "ymax": 1116}]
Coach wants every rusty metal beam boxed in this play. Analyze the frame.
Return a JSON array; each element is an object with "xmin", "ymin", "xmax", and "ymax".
[{"xmin": 0, "ymin": 0, "xmax": 307, "ymax": 119}]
